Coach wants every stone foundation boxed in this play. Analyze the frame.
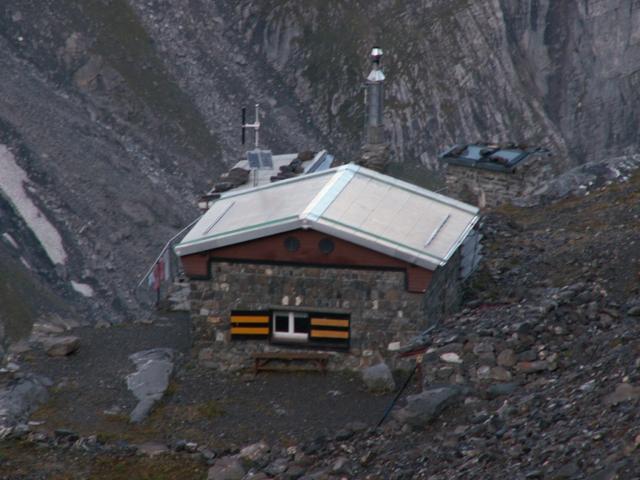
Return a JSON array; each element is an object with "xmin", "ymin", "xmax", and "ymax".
[
  {"xmin": 357, "ymin": 143, "xmax": 390, "ymax": 173},
  {"xmin": 189, "ymin": 257, "xmax": 463, "ymax": 372}
]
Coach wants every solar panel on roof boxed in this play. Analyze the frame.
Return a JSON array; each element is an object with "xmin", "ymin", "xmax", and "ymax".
[
  {"xmin": 246, "ymin": 150, "xmax": 273, "ymax": 169},
  {"xmin": 259, "ymin": 150, "xmax": 273, "ymax": 168},
  {"xmin": 305, "ymin": 152, "xmax": 334, "ymax": 173},
  {"xmin": 463, "ymin": 146, "xmax": 484, "ymax": 160},
  {"xmin": 247, "ymin": 151, "xmax": 260, "ymax": 168},
  {"xmin": 489, "ymin": 150, "xmax": 522, "ymax": 166}
]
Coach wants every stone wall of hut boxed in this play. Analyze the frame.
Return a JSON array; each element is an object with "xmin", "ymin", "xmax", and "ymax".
[{"xmin": 188, "ymin": 254, "xmax": 465, "ymax": 372}]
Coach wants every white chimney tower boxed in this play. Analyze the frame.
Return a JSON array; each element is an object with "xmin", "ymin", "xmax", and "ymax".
[
  {"xmin": 365, "ymin": 47, "xmax": 385, "ymax": 144},
  {"xmin": 358, "ymin": 47, "xmax": 390, "ymax": 172}
]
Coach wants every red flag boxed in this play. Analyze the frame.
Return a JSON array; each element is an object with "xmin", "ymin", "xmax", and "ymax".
[{"xmin": 153, "ymin": 259, "xmax": 164, "ymax": 291}]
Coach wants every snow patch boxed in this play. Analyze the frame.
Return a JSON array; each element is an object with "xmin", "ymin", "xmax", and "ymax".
[
  {"xmin": 20, "ymin": 257, "xmax": 31, "ymax": 270},
  {"xmin": 0, "ymin": 145, "xmax": 67, "ymax": 265},
  {"xmin": 1, "ymin": 233, "xmax": 18, "ymax": 249},
  {"xmin": 71, "ymin": 281, "xmax": 94, "ymax": 298}
]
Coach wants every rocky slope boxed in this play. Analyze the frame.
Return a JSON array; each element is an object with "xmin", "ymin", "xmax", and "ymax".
[
  {"xmin": 194, "ymin": 171, "xmax": 640, "ymax": 479},
  {"xmin": 0, "ymin": 166, "xmax": 637, "ymax": 480},
  {"xmin": 1, "ymin": 1, "xmax": 640, "ymax": 331},
  {"xmin": 0, "ymin": 0, "xmax": 328, "ymax": 333}
]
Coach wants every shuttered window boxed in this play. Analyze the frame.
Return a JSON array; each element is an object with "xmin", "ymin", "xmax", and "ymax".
[
  {"xmin": 230, "ymin": 309, "xmax": 350, "ymax": 350},
  {"xmin": 309, "ymin": 315, "xmax": 350, "ymax": 349},
  {"xmin": 230, "ymin": 311, "xmax": 270, "ymax": 339}
]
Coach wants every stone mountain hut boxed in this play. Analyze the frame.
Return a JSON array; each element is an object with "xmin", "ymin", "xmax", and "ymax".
[
  {"xmin": 439, "ymin": 143, "xmax": 552, "ymax": 208},
  {"xmin": 175, "ymin": 164, "xmax": 480, "ymax": 371}
]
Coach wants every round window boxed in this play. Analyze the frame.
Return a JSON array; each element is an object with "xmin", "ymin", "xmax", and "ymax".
[
  {"xmin": 284, "ymin": 236, "xmax": 300, "ymax": 252},
  {"xmin": 318, "ymin": 238, "xmax": 335, "ymax": 254}
]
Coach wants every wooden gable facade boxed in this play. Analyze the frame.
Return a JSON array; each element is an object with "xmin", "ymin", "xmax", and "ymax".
[{"xmin": 180, "ymin": 229, "xmax": 434, "ymax": 293}]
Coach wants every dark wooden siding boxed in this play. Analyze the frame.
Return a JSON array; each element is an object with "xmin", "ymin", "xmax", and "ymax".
[{"xmin": 181, "ymin": 229, "xmax": 433, "ymax": 293}]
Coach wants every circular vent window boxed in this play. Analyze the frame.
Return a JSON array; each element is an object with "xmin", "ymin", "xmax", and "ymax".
[
  {"xmin": 318, "ymin": 238, "xmax": 335, "ymax": 254},
  {"xmin": 284, "ymin": 236, "xmax": 300, "ymax": 252}
]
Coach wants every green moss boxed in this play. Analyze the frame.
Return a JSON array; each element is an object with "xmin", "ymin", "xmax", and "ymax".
[
  {"xmin": 0, "ymin": 255, "xmax": 67, "ymax": 342},
  {"xmin": 197, "ymin": 400, "xmax": 225, "ymax": 419},
  {"xmin": 91, "ymin": 456, "xmax": 206, "ymax": 480},
  {"xmin": 0, "ymin": 440, "xmax": 206, "ymax": 479},
  {"xmin": 0, "ymin": 269, "xmax": 34, "ymax": 341},
  {"xmin": 164, "ymin": 379, "xmax": 179, "ymax": 398},
  {"xmin": 465, "ymin": 265, "xmax": 500, "ymax": 302},
  {"xmin": 60, "ymin": 0, "xmax": 219, "ymax": 159},
  {"xmin": 386, "ymin": 162, "xmax": 443, "ymax": 190},
  {"xmin": 297, "ymin": 4, "xmax": 365, "ymax": 138}
]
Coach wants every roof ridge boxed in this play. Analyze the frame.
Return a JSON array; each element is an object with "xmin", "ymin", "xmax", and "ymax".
[
  {"xmin": 218, "ymin": 163, "xmax": 347, "ymax": 201},
  {"xmin": 300, "ymin": 165, "xmax": 358, "ymax": 225}
]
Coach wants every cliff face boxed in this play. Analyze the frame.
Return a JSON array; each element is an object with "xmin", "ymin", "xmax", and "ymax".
[
  {"xmin": 502, "ymin": 0, "xmax": 640, "ymax": 163},
  {"xmin": 0, "ymin": 0, "xmax": 639, "ymax": 324},
  {"xmin": 226, "ymin": 0, "xmax": 640, "ymax": 168}
]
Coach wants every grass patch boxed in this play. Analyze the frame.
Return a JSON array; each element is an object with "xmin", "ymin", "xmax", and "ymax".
[
  {"xmin": 95, "ymin": 430, "xmax": 121, "ymax": 444},
  {"xmin": 59, "ymin": 0, "xmax": 220, "ymax": 159},
  {"xmin": 465, "ymin": 265, "xmax": 500, "ymax": 302},
  {"xmin": 0, "ymin": 440, "xmax": 206, "ymax": 479},
  {"xmin": 30, "ymin": 395, "xmax": 69, "ymax": 431},
  {"xmin": 0, "ymin": 250, "xmax": 68, "ymax": 342},
  {"xmin": 164, "ymin": 379, "xmax": 179, "ymax": 398},
  {"xmin": 197, "ymin": 400, "xmax": 225, "ymax": 420},
  {"xmin": 386, "ymin": 162, "xmax": 444, "ymax": 191},
  {"xmin": 90, "ymin": 455, "xmax": 206, "ymax": 480},
  {"xmin": 32, "ymin": 381, "xmax": 228, "ymax": 448}
]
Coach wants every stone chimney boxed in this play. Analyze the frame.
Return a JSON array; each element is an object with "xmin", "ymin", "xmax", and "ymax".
[{"xmin": 357, "ymin": 47, "xmax": 390, "ymax": 173}]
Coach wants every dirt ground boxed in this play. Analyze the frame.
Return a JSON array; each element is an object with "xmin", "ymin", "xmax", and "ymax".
[{"xmin": 22, "ymin": 314, "xmax": 401, "ymax": 451}]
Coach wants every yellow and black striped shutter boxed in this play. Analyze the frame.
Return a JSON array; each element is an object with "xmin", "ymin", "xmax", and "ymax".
[
  {"xmin": 309, "ymin": 315, "xmax": 350, "ymax": 348},
  {"xmin": 230, "ymin": 311, "xmax": 270, "ymax": 339}
]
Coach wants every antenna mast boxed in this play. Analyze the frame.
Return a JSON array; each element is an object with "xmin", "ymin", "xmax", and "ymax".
[{"xmin": 241, "ymin": 104, "xmax": 261, "ymax": 149}]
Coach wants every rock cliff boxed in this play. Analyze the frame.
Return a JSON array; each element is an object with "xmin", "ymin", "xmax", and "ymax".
[
  {"xmin": 225, "ymin": 0, "xmax": 640, "ymax": 168},
  {"xmin": 0, "ymin": 0, "xmax": 639, "ymax": 324}
]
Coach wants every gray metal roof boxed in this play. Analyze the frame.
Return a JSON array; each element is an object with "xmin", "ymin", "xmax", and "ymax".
[{"xmin": 176, "ymin": 164, "xmax": 479, "ymax": 270}]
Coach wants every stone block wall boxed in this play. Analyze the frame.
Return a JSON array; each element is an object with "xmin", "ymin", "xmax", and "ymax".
[
  {"xmin": 189, "ymin": 257, "xmax": 464, "ymax": 371},
  {"xmin": 444, "ymin": 158, "xmax": 551, "ymax": 208},
  {"xmin": 423, "ymin": 248, "xmax": 464, "ymax": 321}
]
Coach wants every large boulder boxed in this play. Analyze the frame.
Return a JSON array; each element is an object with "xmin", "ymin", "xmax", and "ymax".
[
  {"xmin": 137, "ymin": 441, "xmax": 169, "ymax": 457},
  {"xmin": 362, "ymin": 362, "xmax": 396, "ymax": 393},
  {"xmin": 126, "ymin": 348, "xmax": 175, "ymax": 423},
  {"xmin": 207, "ymin": 456, "xmax": 246, "ymax": 480},
  {"xmin": 392, "ymin": 386, "xmax": 466, "ymax": 428},
  {"xmin": 604, "ymin": 383, "xmax": 640, "ymax": 406},
  {"xmin": 0, "ymin": 374, "xmax": 50, "ymax": 427},
  {"xmin": 42, "ymin": 336, "xmax": 80, "ymax": 357},
  {"xmin": 238, "ymin": 441, "xmax": 270, "ymax": 469}
]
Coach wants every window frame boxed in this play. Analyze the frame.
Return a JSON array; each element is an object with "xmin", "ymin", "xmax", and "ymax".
[{"xmin": 271, "ymin": 311, "xmax": 310, "ymax": 343}]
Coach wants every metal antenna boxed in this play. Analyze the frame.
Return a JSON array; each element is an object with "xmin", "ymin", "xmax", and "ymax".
[
  {"xmin": 241, "ymin": 104, "xmax": 261, "ymax": 149},
  {"xmin": 241, "ymin": 107, "xmax": 246, "ymax": 145}
]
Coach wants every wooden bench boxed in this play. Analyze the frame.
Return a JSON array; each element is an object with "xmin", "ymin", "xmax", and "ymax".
[{"xmin": 252, "ymin": 352, "xmax": 330, "ymax": 374}]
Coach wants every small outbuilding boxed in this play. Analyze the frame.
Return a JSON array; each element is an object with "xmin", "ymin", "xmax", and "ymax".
[
  {"xmin": 439, "ymin": 143, "xmax": 552, "ymax": 208},
  {"xmin": 175, "ymin": 163, "xmax": 480, "ymax": 371}
]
